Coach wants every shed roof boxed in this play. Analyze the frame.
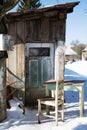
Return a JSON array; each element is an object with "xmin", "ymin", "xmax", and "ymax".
[
  {"xmin": 65, "ymin": 46, "xmax": 77, "ymax": 56},
  {"xmin": 6, "ymin": 1, "xmax": 80, "ymax": 19},
  {"xmin": 82, "ymin": 47, "xmax": 87, "ymax": 52}
]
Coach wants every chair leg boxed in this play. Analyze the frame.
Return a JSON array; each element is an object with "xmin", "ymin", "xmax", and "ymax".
[
  {"xmin": 46, "ymin": 106, "xmax": 50, "ymax": 115},
  {"xmin": 55, "ymin": 106, "xmax": 58, "ymax": 126},
  {"xmin": 61, "ymin": 103, "xmax": 64, "ymax": 122},
  {"xmin": 38, "ymin": 100, "xmax": 41, "ymax": 123}
]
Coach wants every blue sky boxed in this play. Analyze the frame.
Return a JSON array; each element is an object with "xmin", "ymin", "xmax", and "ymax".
[{"xmin": 11, "ymin": 0, "xmax": 87, "ymax": 45}]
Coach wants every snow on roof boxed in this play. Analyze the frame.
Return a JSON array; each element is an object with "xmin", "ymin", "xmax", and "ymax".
[
  {"xmin": 82, "ymin": 46, "xmax": 87, "ymax": 52},
  {"xmin": 65, "ymin": 46, "xmax": 77, "ymax": 56}
]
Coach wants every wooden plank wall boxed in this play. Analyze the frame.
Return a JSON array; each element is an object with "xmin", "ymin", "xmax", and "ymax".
[
  {"xmin": 7, "ymin": 12, "xmax": 66, "ymax": 44},
  {"xmin": 6, "ymin": 44, "xmax": 25, "ymax": 87}
]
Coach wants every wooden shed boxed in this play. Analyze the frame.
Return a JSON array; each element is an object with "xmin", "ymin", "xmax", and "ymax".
[{"xmin": 6, "ymin": 2, "xmax": 79, "ymax": 105}]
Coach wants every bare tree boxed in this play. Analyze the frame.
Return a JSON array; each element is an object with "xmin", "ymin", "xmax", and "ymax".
[{"xmin": 71, "ymin": 43, "xmax": 86, "ymax": 59}]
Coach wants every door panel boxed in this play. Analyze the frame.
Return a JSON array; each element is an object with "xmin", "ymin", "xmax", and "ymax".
[
  {"xmin": 28, "ymin": 43, "xmax": 54, "ymax": 88},
  {"xmin": 29, "ymin": 59, "xmax": 38, "ymax": 87},
  {"xmin": 41, "ymin": 57, "xmax": 52, "ymax": 83},
  {"xmin": 29, "ymin": 57, "xmax": 53, "ymax": 88}
]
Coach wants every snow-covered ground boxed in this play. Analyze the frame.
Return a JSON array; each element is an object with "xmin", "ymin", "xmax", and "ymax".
[{"xmin": 1, "ymin": 60, "xmax": 87, "ymax": 130}]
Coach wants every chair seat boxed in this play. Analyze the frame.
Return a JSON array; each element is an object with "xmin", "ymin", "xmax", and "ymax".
[{"xmin": 38, "ymin": 98, "xmax": 63, "ymax": 106}]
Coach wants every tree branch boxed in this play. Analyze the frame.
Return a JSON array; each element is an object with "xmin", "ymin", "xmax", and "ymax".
[{"xmin": 0, "ymin": 0, "xmax": 20, "ymax": 19}]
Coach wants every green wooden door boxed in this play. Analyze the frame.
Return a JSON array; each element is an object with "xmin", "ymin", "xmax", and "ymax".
[{"xmin": 29, "ymin": 56, "xmax": 53, "ymax": 88}]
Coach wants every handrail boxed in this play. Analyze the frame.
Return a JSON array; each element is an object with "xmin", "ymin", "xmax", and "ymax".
[{"xmin": 6, "ymin": 67, "xmax": 24, "ymax": 84}]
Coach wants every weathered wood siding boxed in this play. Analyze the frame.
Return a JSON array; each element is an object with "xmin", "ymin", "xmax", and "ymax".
[
  {"xmin": 25, "ymin": 18, "xmax": 65, "ymax": 43},
  {"xmin": 6, "ymin": 44, "xmax": 25, "ymax": 100},
  {"xmin": 7, "ymin": 12, "xmax": 66, "ymax": 44},
  {"xmin": 6, "ymin": 46, "xmax": 17, "ymax": 80}
]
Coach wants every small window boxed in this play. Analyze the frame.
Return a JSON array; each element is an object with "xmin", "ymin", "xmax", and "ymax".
[{"xmin": 29, "ymin": 48, "xmax": 50, "ymax": 57}]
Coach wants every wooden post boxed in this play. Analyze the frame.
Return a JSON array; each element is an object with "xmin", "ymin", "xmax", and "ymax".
[
  {"xmin": 55, "ymin": 80, "xmax": 58, "ymax": 126},
  {"xmin": 55, "ymin": 41, "xmax": 65, "ymax": 126},
  {"xmin": 0, "ymin": 59, "xmax": 7, "ymax": 122},
  {"xmin": 79, "ymin": 85, "xmax": 84, "ymax": 117}
]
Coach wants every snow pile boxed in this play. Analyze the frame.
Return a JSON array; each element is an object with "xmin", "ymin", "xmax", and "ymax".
[
  {"xmin": 65, "ymin": 61, "xmax": 87, "ymax": 78},
  {"xmin": 0, "ymin": 60, "xmax": 87, "ymax": 130}
]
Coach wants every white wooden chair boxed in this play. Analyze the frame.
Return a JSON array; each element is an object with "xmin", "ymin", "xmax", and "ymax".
[{"xmin": 37, "ymin": 80, "xmax": 64, "ymax": 126}]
